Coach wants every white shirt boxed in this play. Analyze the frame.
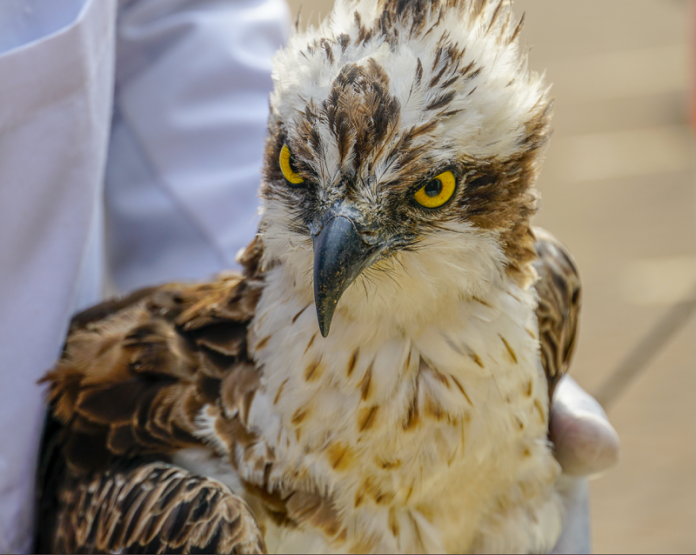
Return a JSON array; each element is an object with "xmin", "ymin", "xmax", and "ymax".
[{"xmin": 0, "ymin": 0, "xmax": 288, "ymax": 551}]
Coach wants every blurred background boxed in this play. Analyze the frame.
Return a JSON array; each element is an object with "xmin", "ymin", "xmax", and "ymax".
[{"xmin": 285, "ymin": 1, "xmax": 696, "ymax": 552}]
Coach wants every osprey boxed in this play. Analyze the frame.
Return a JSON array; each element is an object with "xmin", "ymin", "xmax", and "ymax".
[{"xmin": 36, "ymin": 0, "xmax": 581, "ymax": 553}]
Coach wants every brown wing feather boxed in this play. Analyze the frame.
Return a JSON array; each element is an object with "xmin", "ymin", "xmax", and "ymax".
[
  {"xmin": 40, "ymin": 273, "xmax": 263, "ymax": 472},
  {"xmin": 37, "ymin": 241, "xmax": 272, "ymax": 553},
  {"xmin": 40, "ymin": 457, "xmax": 265, "ymax": 554},
  {"xmin": 531, "ymin": 227, "xmax": 582, "ymax": 403}
]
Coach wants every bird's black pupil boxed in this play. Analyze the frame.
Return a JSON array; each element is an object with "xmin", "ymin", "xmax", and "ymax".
[{"xmin": 424, "ymin": 178, "xmax": 442, "ymax": 197}]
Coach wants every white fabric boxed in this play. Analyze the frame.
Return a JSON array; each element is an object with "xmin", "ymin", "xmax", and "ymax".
[
  {"xmin": 0, "ymin": 0, "xmax": 87, "ymax": 55},
  {"xmin": 106, "ymin": 0, "xmax": 289, "ymax": 291},
  {"xmin": 0, "ymin": 0, "xmax": 288, "ymax": 551},
  {"xmin": 552, "ymin": 474, "xmax": 592, "ymax": 554},
  {"xmin": 0, "ymin": 0, "xmax": 114, "ymax": 550}
]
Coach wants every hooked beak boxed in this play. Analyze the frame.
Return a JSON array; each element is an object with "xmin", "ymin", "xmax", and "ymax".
[{"xmin": 312, "ymin": 210, "xmax": 381, "ymax": 337}]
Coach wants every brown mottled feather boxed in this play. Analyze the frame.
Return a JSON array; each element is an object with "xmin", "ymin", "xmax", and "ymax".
[
  {"xmin": 40, "ymin": 274, "xmax": 261, "ymax": 472},
  {"xmin": 40, "ymin": 457, "xmax": 265, "ymax": 554},
  {"xmin": 532, "ymin": 227, "xmax": 582, "ymax": 403},
  {"xmin": 36, "ymin": 245, "xmax": 270, "ymax": 554}
]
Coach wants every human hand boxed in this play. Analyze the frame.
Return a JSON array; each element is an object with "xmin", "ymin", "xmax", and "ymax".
[{"xmin": 550, "ymin": 377, "xmax": 620, "ymax": 554}]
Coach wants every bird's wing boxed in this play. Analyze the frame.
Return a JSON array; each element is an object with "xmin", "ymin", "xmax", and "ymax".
[
  {"xmin": 531, "ymin": 227, "xmax": 582, "ymax": 403},
  {"xmin": 37, "ymin": 242, "xmax": 272, "ymax": 553},
  {"xmin": 41, "ymin": 457, "xmax": 265, "ymax": 554},
  {"xmin": 41, "ymin": 272, "xmax": 263, "ymax": 471}
]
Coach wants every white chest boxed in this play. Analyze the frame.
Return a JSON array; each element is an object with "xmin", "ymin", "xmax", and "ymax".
[{"xmin": 234, "ymin": 271, "xmax": 562, "ymax": 553}]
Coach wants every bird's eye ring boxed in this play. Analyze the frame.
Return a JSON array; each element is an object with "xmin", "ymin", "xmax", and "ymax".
[
  {"xmin": 414, "ymin": 170, "xmax": 456, "ymax": 208},
  {"xmin": 279, "ymin": 144, "xmax": 304, "ymax": 185}
]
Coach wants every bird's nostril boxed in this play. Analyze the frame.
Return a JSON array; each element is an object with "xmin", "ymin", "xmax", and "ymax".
[
  {"xmin": 308, "ymin": 221, "xmax": 323, "ymax": 237},
  {"xmin": 359, "ymin": 229, "xmax": 381, "ymax": 245}
]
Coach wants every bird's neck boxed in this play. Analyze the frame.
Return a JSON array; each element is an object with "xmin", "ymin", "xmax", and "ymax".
[{"xmin": 251, "ymin": 258, "xmax": 537, "ymax": 354}]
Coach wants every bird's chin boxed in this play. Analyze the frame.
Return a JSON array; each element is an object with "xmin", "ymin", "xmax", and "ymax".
[{"xmin": 263, "ymin": 218, "xmax": 507, "ymax": 335}]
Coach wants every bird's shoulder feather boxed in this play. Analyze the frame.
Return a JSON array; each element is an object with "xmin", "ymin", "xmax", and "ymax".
[
  {"xmin": 531, "ymin": 227, "xmax": 582, "ymax": 402},
  {"xmin": 41, "ymin": 272, "xmax": 262, "ymax": 469}
]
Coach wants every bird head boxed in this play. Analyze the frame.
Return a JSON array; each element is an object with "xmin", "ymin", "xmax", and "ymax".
[{"xmin": 258, "ymin": 0, "xmax": 551, "ymax": 337}]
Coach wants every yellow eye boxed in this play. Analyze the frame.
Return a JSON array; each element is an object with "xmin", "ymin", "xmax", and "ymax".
[
  {"xmin": 279, "ymin": 144, "xmax": 304, "ymax": 185},
  {"xmin": 414, "ymin": 170, "xmax": 456, "ymax": 208}
]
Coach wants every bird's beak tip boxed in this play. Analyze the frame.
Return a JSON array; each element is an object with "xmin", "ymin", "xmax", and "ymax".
[{"xmin": 315, "ymin": 300, "xmax": 334, "ymax": 338}]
